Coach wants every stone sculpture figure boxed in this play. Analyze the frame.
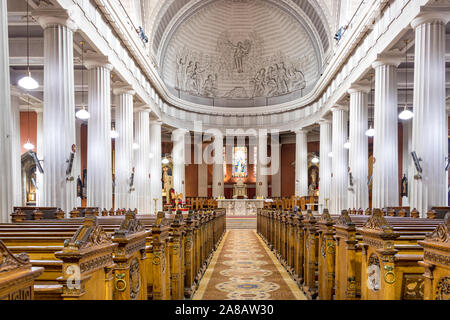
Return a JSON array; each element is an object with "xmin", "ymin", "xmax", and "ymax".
[
  {"xmin": 228, "ymin": 40, "xmax": 251, "ymax": 73},
  {"xmin": 176, "ymin": 56, "xmax": 187, "ymax": 90}
]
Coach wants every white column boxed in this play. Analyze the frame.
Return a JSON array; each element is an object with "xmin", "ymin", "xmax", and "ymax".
[
  {"xmin": 198, "ymin": 143, "xmax": 208, "ymax": 197},
  {"xmin": 85, "ymin": 55, "xmax": 113, "ymax": 210},
  {"xmin": 331, "ymin": 107, "xmax": 348, "ymax": 214},
  {"xmin": 150, "ymin": 119, "xmax": 163, "ymax": 213},
  {"xmin": 401, "ymin": 121, "xmax": 413, "ymax": 207},
  {"xmin": 0, "ymin": 0, "xmax": 13, "ymax": 222},
  {"xmin": 319, "ymin": 120, "xmax": 332, "ymax": 213},
  {"xmin": 256, "ymin": 132, "xmax": 268, "ymax": 198},
  {"xmin": 10, "ymin": 87, "xmax": 22, "ymax": 207},
  {"xmin": 134, "ymin": 108, "xmax": 151, "ymax": 213},
  {"xmin": 347, "ymin": 85, "xmax": 369, "ymax": 210},
  {"xmin": 372, "ymin": 56, "xmax": 401, "ymax": 209},
  {"xmin": 113, "ymin": 86, "xmax": 135, "ymax": 210},
  {"xmin": 410, "ymin": 13, "xmax": 449, "ymax": 216},
  {"xmin": 271, "ymin": 140, "xmax": 282, "ymax": 198},
  {"xmin": 36, "ymin": 10, "xmax": 78, "ymax": 214},
  {"xmin": 36, "ymin": 110, "xmax": 44, "ymax": 206},
  {"xmin": 212, "ymin": 134, "xmax": 224, "ymax": 198},
  {"xmin": 172, "ymin": 129, "xmax": 187, "ymax": 200},
  {"xmin": 295, "ymin": 129, "xmax": 308, "ymax": 197}
]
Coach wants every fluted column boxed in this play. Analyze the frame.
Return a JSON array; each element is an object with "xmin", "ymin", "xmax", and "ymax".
[
  {"xmin": 36, "ymin": 110, "xmax": 44, "ymax": 206},
  {"xmin": 198, "ymin": 142, "xmax": 208, "ymax": 197},
  {"xmin": 347, "ymin": 85, "xmax": 369, "ymax": 210},
  {"xmin": 295, "ymin": 129, "xmax": 308, "ymax": 197},
  {"xmin": 410, "ymin": 13, "xmax": 449, "ymax": 216},
  {"xmin": 10, "ymin": 87, "xmax": 22, "ymax": 207},
  {"xmin": 0, "ymin": 0, "xmax": 13, "ymax": 222},
  {"xmin": 372, "ymin": 55, "xmax": 401, "ymax": 209},
  {"xmin": 256, "ymin": 132, "xmax": 268, "ymax": 199},
  {"xmin": 172, "ymin": 129, "xmax": 187, "ymax": 200},
  {"xmin": 212, "ymin": 134, "xmax": 224, "ymax": 198},
  {"xmin": 150, "ymin": 119, "xmax": 163, "ymax": 213},
  {"xmin": 319, "ymin": 120, "xmax": 332, "ymax": 213},
  {"xmin": 35, "ymin": 10, "xmax": 78, "ymax": 214},
  {"xmin": 271, "ymin": 139, "xmax": 282, "ymax": 198},
  {"xmin": 134, "ymin": 108, "xmax": 151, "ymax": 213},
  {"xmin": 85, "ymin": 55, "xmax": 113, "ymax": 209},
  {"xmin": 401, "ymin": 121, "xmax": 413, "ymax": 207},
  {"xmin": 113, "ymin": 85, "xmax": 135, "ymax": 210},
  {"xmin": 331, "ymin": 107, "xmax": 348, "ymax": 214}
]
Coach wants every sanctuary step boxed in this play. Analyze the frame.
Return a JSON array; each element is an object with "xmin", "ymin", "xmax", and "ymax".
[{"xmin": 226, "ymin": 216, "xmax": 257, "ymax": 229}]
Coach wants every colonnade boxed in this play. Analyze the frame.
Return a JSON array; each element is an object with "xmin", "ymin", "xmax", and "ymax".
[{"xmin": 0, "ymin": 8, "xmax": 163, "ymax": 222}]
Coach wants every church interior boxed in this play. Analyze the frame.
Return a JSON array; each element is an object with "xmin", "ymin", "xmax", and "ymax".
[{"xmin": 0, "ymin": 0, "xmax": 449, "ymax": 302}]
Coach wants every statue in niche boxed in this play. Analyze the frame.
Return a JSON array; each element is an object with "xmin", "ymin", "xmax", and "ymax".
[
  {"xmin": 401, "ymin": 174, "xmax": 408, "ymax": 197},
  {"xmin": 228, "ymin": 40, "xmax": 251, "ymax": 73},
  {"xmin": 308, "ymin": 165, "xmax": 319, "ymax": 197}
]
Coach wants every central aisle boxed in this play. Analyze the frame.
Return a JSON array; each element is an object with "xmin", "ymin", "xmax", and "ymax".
[{"xmin": 193, "ymin": 230, "xmax": 307, "ymax": 300}]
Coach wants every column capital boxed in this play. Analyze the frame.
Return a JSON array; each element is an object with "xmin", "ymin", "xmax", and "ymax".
[
  {"xmin": 84, "ymin": 53, "xmax": 113, "ymax": 71},
  {"xmin": 293, "ymin": 128, "xmax": 309, "ymax": 135},
  {"xmin": 150, "ymin": 119, "xmax": 163, "ymax": 126},
  {"xmin": 112, "ymin": 83, "xmax": 135, "ymax": 96},
  {"xmin": 348, "ymin": 80, "xmax": 371, "ymax": 94},
  {"xmin": 134, "ymin": 104, "xmax": 151, "ymax": 113},
  {"xmin": 318, "ymin": 118, "xmax": 332, "ymax": 125},
  {"xmin": 411, "ymin": 10, "xmax": 450, "ymax": 29},
  {"xmin": 372, "ymin": 51, "xmax": 403, "ymax": 69},
  {"xmin": 331, "ymin": 104, "xmax": 349, "ymax": 112},
  {"xmin": 33, "ymin": 8, "xmax": 78, "ymax": 32}
]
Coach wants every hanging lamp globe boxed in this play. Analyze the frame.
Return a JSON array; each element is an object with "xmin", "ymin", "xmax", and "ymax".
[
  {"xmin": 398, "ymin": 105, "xmax": 413, "ymax": 120},
  {"xmin": 75, "ymin": 106, "xmax": 90, "ymax": 120},
  {"xmin": 23, "ymin": 139, "xmax": 35, "ymax": 151},
  {"xmin": 18, "ymin": 71, "xmax": 39, "ymax": 90},
  {"xmin": 365, "ymin": 125, "xmax": 375, "ymax": 137}
]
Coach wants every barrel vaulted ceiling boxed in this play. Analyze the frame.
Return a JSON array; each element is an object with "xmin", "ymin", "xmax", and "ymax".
[{"xmin": 142, "ymin": 0, "xmax": 336, "ymax": 108}]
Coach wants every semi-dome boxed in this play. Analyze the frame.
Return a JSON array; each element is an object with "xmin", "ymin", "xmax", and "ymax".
[{"xmin": 151, "ymin": 0, "xmax": 333, "ymax": 109}]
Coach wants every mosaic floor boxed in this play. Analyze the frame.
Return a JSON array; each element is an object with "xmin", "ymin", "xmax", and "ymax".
[{"xmin": 193, "ymin": 230, "xmax": 307, "ymax": 300}]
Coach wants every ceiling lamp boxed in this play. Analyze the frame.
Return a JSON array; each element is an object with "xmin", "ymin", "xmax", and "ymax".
[
  {"xmin": 76, "ymin": 41, "xmax": 90, "ymax": 120},
  {"xmin": 366, "ymin": 73, "xmax": 375, "ymax": 137},
  {"xmin": 111, "ymin": 126, "xmax": 119, "ymax": 139},
  {"xmin": 399, "ymin": 39, "xmax": 413, "ymax": 121},
  {"xmin": 149, "ymin": 152, "xmax": 154, "ymax": 159},
  {"xmin": 399, "ymin": 105, "xmax": 414, "ymax": 120},
  {"xmin": 162, "ymin": 157, "xmax": 170, "ymax": 165},
  {"xmin": 311, "ymin": 156, "xmax": 319, "ymax": 164},
  {"xmin": 23, "ymin": 139, "xmax": 34, "ymax": 151},
  {"xmin": 328, "ymin": 151, "xmax": 333, "ymax": 158},
  {"xmin": 75, "ymin": 106, "xmax": 90, "ymax": 120},
  {"xmin": 132, "ymin": 143, "xmax": 140, "ymax": 150},
  {"xmin": 344, "ymin": 139, "xmax": 351, "ymax": 149},
  {"xmin": 18, "ymin": 1, "xmax": 38, "ymax": 90},
  {"xmin": 365, "ymin": 125, "xmax": 375, "ymax": 137}
]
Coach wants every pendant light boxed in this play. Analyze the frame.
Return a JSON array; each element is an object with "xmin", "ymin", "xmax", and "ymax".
[
  {"xmin": 18, "ymin": 1, "xmax": 39, "ymax": 90},
  {"xmin": 344, "ymin": 139, "xmax": 351, "ymax": 149},
  {"xmin": 132, "ymin": 142, "xmax": 140, "ymax": 150},
  {"xmin": 76, "ymin": 41, "xmax": 90, "ymax": 120},
  {"xmin": 365, "ymin": 73, "xmax": 375, "ymax": 137},
  {"xmin": 111, "ymin": 124, "xmax": 119, "ymax": 139},
  {"xmin": 23, "ymin": 96, "xmax": 35, "ymax": 151},
  {"xmin": 399, "ymin": 39, "xmax": 413, "ymax": 121}
]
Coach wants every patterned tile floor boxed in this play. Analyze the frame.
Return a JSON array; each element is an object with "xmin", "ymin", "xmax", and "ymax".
[{"xmin": 193, "ymin": 230, "xmax": 307, "ymax": 300}]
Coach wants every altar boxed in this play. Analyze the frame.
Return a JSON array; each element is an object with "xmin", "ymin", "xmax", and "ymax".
[{"xmin": 217, "ymin": 199, "xmax": 265, "ymax": 216}]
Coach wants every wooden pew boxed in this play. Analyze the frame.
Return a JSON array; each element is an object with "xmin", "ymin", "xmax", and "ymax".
[
  {"xmin": 358, "ymin": 209, "xmax": 442, "ymax": 300},
  {"xmin": 0, "ymin": 240, "xmax": 44, "ymax": 300},
  {"xmin": 418, "ymin": 214, "xmax": 449, "ymax": 300}
]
